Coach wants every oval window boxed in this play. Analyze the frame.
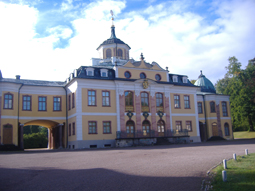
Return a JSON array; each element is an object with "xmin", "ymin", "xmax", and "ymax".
[
  {"xmin": 140, "ymin": 73, "xmax": 146, "ymax": 79},
  {"xmin": 124, "ymin": 71, "xmax": 131, "ymax": 79},
  {"xmin": 155, "ymin": 74, "xmax": 161, "ymax": 81}
]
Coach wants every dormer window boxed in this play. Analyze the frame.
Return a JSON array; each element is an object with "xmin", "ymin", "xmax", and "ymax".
[
  {"xmin": 173, "ymin": 76, "xmax": 178, "ymax": 82},
  {"xmin": 86, "ymin": 68, "xmax": 94, "ymax": 76},
  {"xmin": 182, "ymin": 77, "xmax": 187, "ymax": 83},
  {"xmin": 100, "ymin": 69, "xmax": 108, "ymax": 77}
]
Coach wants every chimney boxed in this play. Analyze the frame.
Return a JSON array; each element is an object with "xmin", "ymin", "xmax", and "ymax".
[{"xmin": 16, "ymin": 75, "xmax": 20, "ymax": 80}]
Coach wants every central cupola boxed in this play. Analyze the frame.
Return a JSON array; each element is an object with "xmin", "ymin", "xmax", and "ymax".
[{"xmin": 96, "ymin": 12, "xmax": 131, "ymax": 60}]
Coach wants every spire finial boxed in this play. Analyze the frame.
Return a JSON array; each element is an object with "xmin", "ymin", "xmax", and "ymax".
[
  {"xmin": 200, "ymin": 70, "xmax": 202, "ymax": 75},
  {"xmin": 110, "ymin": 10, "xmax": 114, "ymax": 26},
  {"xmin": 140, "ymin": 53, "xmax": 144, "ymax": 61}
]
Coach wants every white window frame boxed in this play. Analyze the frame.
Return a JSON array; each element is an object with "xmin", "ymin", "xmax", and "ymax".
[
  {"xmin": 173, "ymin": 75, "xmax": 178, "ymax": 82},
  {"xmin": 182, "ymin": 77, "xmax": 187, "ymax": 83},
  {"xmin": 100, "ymin": 69, "xmax": 108, "ymax": 77},
  {"xmin": 86, "ymin": 68, "xmax": 94, "ymax": 76}
]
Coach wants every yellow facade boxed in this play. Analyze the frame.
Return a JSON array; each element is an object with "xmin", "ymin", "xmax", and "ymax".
[
  {"xmin": 82, "ymin": 115, "xmax": 117, "ymax": 140},
  {"xmin": 82, "ymin": 88, "xmax": 116, "ymax": 113}
]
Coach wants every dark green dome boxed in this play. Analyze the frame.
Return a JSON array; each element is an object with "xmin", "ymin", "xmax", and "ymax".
[{"xmin": 194, "ymin": 70, "xmax": 216, "ymax": 93}]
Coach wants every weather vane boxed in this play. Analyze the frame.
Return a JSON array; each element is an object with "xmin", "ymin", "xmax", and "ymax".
[{"xmin": 110, "ymin": 10, "xmax": 114, "ymax": 26}]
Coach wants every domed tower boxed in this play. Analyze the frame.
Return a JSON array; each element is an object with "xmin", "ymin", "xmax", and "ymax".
[
  {"xmin": 96, "ymin": 13, "xmax": 131, "ymax": 61},
  {"xmin": 194, "ymin": 70, "xmax": 216, "ymax": 93}
]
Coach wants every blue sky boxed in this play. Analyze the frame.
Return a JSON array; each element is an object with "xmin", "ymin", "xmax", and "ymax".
[{"xmin": 0, "ymin": 0, "xmax": 254, "ymax": 84}]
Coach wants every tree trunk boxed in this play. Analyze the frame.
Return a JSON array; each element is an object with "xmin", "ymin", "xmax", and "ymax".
[{"xmin": 248, "ymin": 115, "xmax": 254, "ymax": 131}]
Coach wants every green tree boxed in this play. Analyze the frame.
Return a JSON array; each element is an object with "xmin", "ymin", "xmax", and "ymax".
[
  {"xmin": 237, "ymin": 59, "xmax": 255, "ymax": 131},
  {"xmin": 215, "ymin": 57, "xmax": 255, "ymax": 131},
  {"xmin": 23, "ymin": 132, "xmax": 48, "ymax": 149}
]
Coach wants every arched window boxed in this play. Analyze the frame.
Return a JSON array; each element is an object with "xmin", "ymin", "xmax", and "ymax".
[
  {"xmin": 106, "ymin": 49, "xmax": 112, "ymax": 58},
  {"xmin": 126, "ymin": 120, "xmax": 135, "ymax": 135},
  {"xmin": 156, "ymin": 93, "xmax": 163, "ymax": 112},
  {"xmin": 4, "ymin": 93, "xmax": 13, "ymax": 109},
  {"xmin": 142, "ymin": 120, "xmax": 150, "ymax": 136},
  {"xmin": 117, "ymin": 49, "xmax": 123, "ymax": 58},
  {"xmin": 141, "ymin": 92, "xmax": 149, "ymax": 112},
  {"xmin": 125, "ymin": 91, "xmax": 133, "ymax": 111},
  {"xmin": 157, "ymin": 120, "xmax": 165, "ymax": 136},
  {"xmin": 210, "ymin": 101, "xmax": 216, "ymax": 113},
  {"xmin": 222, "ymin": 102, "xmax": 228, "ymax": 116},
  {"xmin": 224, "ymin": 123, "xmax": 230, "ymax": 136},
  {"xmin": 141, "ymin": 92, "xmax": 149, "ymax": 106}
]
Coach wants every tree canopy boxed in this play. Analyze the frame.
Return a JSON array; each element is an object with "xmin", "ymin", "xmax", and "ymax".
[{"xmin": 215, "ymin": 57, "xmax": 255, "ymax": 131}]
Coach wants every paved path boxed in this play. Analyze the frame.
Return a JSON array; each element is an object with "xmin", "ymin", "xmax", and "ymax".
[{"xmin": 0, "ymin": 139, "xmax": 255, "ymax": 191}]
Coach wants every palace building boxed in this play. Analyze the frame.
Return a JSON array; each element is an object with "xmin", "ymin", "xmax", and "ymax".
[{"xmin": 0, "ymin": 20, "xmax": 233, "ymax": 149}]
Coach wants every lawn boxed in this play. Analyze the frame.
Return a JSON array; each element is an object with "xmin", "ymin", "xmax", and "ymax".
[
  {"xmin": 233, "ymin": 131, "xmax": 255, "ymax": 139},
  {"xmin": 211, "ymin": 153, "xmax": 255, "ymax": 191}
]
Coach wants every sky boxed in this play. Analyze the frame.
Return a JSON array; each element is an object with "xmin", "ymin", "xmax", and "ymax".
[{"xmin": 0, "ymin": 0, "xmax": 254, "ymax": 84}]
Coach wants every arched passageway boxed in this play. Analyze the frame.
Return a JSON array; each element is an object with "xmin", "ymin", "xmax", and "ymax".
[{"xmin": 19, "ymin": 120, "xmax": 65, "ymax": 149}]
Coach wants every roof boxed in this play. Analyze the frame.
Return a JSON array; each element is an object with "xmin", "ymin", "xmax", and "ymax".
[
  {"xmin": 96, "ymin": 26, "xmax": 131, "ymax": 50},
  {"xmin": 0, "ymin": 78, "xmax": 66, "ymax": 87},
  {"xmin": 194, "ymin": 71, "xmax": 216, "ymax": 93}
]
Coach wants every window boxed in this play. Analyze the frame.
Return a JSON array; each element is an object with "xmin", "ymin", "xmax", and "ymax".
[
  {"xmin": 142, "ymin": 120, "xmax": 150, "ymax": 136},
  {"xmin": 88, "ymin": 90, "xmax": 96, "ymax": 106},
  {"xmin": 102, "ymin": 91, "xmax": 110, "ymax": 106},
  {"xmin": 69, "ymin": 124, "xmax": 71, "ymax": 136},
  {"xmin": 198, "ymin": 102, "xmax": 203, "ymax": 114},
  {"xmin": 23, "ymin": 95, "xmax": 31, "ymax": 111},
  {"xmin": 222, "ymin": 102, "xmax": 228, "ymax": 116},
  {"xmin": 140, "ymin": 72, "xmax": 146, "ymax": 79},
  {"xmin": 89, "ymin": 121, "xmax": 97, "ymax": 134},
  {"xmin": 4, "ymin": 93, "xmax": 13, "ymax": 109},
  {"xmin": 106, "ymin": 48, "xmax": 112, "ymax": 58},
  {"xmin": 183, "ymin": 77, "xmax": 187, "ymax": 83},
  {"xmin": 86, "ymin": 68, "xmax": 94, "ymax": 76},
  {"xmin": 141, "ymin": 92, "xmax": 149, "ymax": 106},
  {"xmin": 186, "ymin": 121, "xmax": 192, "ymax": 131},
  {"xmin": 103, "ymin": 121, "xmax": 111, "ymax": 134},
  {"xmin": 38, "ymin": 96, "xmax": 46, "ymax": 111},
  {"xmin": 124, "ymin": 71, "xmax": 131, "ymax": 79},
  {"xmin": 125, "ymin": 91, "xmax": 133, "ymax": 111},
  {"xmin": 157, "ymin": 120, "xmax": 165, "ymax": 133},
  {"xmin": 174, "ymin": 95, "xmax": 180, "ymax": 108},
  {"xmin": 184, "ymin": 95, "xmax": 190, "ymax": 109},
  {"xmin": 173, "ymin": 76, "xmax": 178, "ymax": 82},
  {"xmin": 126, "ymin": 120, "xmax": 134, "ymax": 134},
  {"xmin": 155, "ymin": 74, "xmax": 161, "ymax": 81},
  {"xmin": 100, "ymin": 69, "xmax": 108, "ymax": 77},
  {"xmin": 72, "ymin": 93, "xmax": 75, "ymax": 108},
  {"xmin": 141, "ymin": 92, "xmax": 149, "ymax": 112},
  {"xmin": 117, "ymin": 49, "xmax": 123, "ymax": 57},
  {"xmin": 156, "ymin": 93, "xmax": 163, "ymax": 112},
  {"xmin": 68, "ymin": 95, "xmax": 71, "ymax": 110},
  {"xmin": 176, "ymin": 121, "xmax": 182, "ymax": 131},
  {"xmin": 210, "ymin": 101, "xmax": 216, "ymax": 113},
  {"xmin": 224, "ymin": 123, "xmax": 230, "ymax": 136},
  {"xmin": 53, "ymin": 97, "xmax": 61, "ymax": 111},
  {"xmin": 72, "ymin": 122, "xmax": 75, "ymax": 135}
]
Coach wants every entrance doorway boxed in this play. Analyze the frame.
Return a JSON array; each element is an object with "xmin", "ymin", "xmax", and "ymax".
[{"xmin": 212, "ymin": 123, "xmax": 218, "ymax": 136}]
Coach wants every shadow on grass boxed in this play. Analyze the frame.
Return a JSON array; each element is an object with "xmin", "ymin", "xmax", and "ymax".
[{"xmin": 0, "ymin": 167, "xmax": 202, "ymax": 191}]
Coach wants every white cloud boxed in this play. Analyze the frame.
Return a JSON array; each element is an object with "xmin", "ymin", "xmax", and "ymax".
[
  {"xmin": 47, "ymin": 26, "xmax": 73, "ymax": 39},
  {"xmin": 0, "ymin": 0, "xmax": 254, "ymax": 85}
]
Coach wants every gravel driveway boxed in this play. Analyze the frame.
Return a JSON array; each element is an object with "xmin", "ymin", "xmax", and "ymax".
[{"xmin": 0, "ymin": 139, "xmax": 254, "ymax": 191}]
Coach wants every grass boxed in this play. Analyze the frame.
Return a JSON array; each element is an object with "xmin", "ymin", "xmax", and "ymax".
[
  {"xmin": 233, "ymin": 131, "xmax": 255, "ymax": 139},
  {"xmin": 211, "ymin": 153, "xmax": 255, "ymax": 191}
]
